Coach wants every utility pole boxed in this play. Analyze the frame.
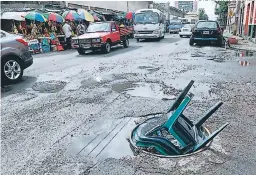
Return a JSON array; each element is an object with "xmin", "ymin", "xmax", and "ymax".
[{"xmin": 127, "ymin": 1, "xmax": 129, "ymax": 12}]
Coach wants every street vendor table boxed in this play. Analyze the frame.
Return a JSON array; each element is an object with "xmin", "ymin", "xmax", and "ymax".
[
  {"xmin": 57, "ymin": 35, "xmax": 67, "ymax": 50},
  {"xmin": 37, "ymin": 37, "xmax": 51, "ymax": 53}
]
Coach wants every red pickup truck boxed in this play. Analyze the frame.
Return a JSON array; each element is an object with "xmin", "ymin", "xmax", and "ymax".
[{"xmin": 72, "ymin": 21, "xmax": 131, "ymax": 54}]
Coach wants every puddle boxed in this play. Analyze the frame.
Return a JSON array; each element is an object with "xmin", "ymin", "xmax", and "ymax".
[
  {"xmin": 169, "ymin": 79, "xmax": 216, "ymax": 100},
  {"xmin": 111, "ymin": 82, "xmax": 177, "ymax": 100},
  {"xmin": 67, "ymin": 117, "xmax": 137, "ymax": 160},
  {"xmin": 32, "ymin": 80, "xmax": 66, "ymax": 93}
]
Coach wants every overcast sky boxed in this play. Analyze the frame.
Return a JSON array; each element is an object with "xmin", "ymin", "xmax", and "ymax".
[{"xmin": 169, "ymin": 1, "xmax": 217, "ymax": 20}]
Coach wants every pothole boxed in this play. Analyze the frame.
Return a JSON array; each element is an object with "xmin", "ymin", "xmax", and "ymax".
[
  {"xmin": 1, "ymin": 86, "xmax": 12, "ymax": 93},
  {"xmin": 111, "ymin": 81, "xmax": 177, "ymax": 100},
  {"xmin": 32, "ymin": 80, "xmax": 66, "ymax": 93}
]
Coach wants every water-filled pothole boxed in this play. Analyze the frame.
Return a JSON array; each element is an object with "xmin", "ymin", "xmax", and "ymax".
[
  {"xmin": 32, "ymin": 80, "xmax": 66, "ymax": 93},
  {"xmin": 111, "ymin": 81, "xmax": 177, "ymax": 100}
]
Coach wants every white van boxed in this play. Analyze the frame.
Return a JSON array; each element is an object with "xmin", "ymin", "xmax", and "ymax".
[{"xmin": 134, "ymin": 9, "xmax": 165, "ymax": 42}]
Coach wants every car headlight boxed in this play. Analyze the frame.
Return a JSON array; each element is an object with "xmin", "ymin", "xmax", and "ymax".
[
  {"xmin": 153, "ymin": 30, "xmax": 159, "ymax": 34},
  {"xmin": 92, "ymin": 38, "xmax": 101, "ymax": 43}
]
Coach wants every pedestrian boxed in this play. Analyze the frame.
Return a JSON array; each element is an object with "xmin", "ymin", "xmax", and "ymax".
[
  {"xmin": 62, "ymin": 21, "xmax": 72, "ymax": 50},
  {"xmin": 76, "ymin": 21, "xmax": 85, "ymax": 36}
]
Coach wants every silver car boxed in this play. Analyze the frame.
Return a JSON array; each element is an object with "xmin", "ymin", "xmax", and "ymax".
[{"xmin": 1, "ymin": 30, "xmax": 33, "ymax": 84}]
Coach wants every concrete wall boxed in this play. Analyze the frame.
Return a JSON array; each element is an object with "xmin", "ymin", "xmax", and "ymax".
[{"xmin": 66, "ymin": 1, "xmax": 151, "ymax": 12}]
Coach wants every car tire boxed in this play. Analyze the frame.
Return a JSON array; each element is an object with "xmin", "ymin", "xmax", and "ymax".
[
  {"xmin": 136, "ymin": 38, "xmax": 140, "ymax": 42},
  {"xmin": 189, "ymin": 38, "xmax": 194, "ymax": 46},
  {"xmin": 78, "ymin": 48, "xmax": 86, "ymax": 55},
  {"xmin": 180, "ymin": 35, "xmax": 183, "ymax": 38},
  {"xmin": 102, "ymin": 41, "xmax": 111, "ymax": 54},
  {"xmin": 217, "ymin": 38, "xmax": 224, "ymax": 47},
  {"xmin": 123, "ymin": 38, "xmax": 129, "ymax": 48},
  {"xmin": 1, "ymin": 56, "xmax": 23, "ymax": 85}
]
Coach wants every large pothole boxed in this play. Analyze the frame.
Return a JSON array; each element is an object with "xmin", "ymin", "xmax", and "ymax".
[
  {"xmin": 32, "ymin": 80, "xmax": 66, "ymax": 93},
  {"xmin": 111, "ymin": 81, "xmax": 178, "ymax": 100}
]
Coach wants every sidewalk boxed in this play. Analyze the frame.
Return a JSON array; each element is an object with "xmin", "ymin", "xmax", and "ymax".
[{"xmin": 223, "ymin": 32, "xmax": 256, "ymax": 52}]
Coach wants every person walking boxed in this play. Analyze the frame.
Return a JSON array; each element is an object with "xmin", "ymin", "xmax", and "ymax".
[
  {"xmin": 76, "ymin": 21, "xmax": 86, "ymax": 36},
  {"xmin": 62, "ymin": 21, "xmax": 72, "ymax": 50}
]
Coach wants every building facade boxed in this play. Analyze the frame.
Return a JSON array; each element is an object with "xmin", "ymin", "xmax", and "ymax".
[
  {"xmin": 174, "ymin": 1, "xmax": 198, "ymax": 12},
  {"xmin": 66, "ymin": 1, "xmax": 152, "ymax": 13},
  {"xmin": 243, "ymin": 0, "xmax": 256, "ymax": 42},
  {"xmin": 185, "ymin": 12, "xmax": 199, "ymax": 24}
]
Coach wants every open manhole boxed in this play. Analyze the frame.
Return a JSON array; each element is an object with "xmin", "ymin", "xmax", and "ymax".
[
  {"xmin": 32, "ymin": 80, "xmax": 66, "ymax": 93},
  {"xmin": 128, "ymin": 80, "xmax": 229, "ymax": 158}
]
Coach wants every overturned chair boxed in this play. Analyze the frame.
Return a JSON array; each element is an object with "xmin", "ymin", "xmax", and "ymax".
[{"xmin": 129, "ymin": 80, "xmax": 229, "ymax": 156}]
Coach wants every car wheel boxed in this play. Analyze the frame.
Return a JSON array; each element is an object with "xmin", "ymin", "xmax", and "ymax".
[
  {"xmin": 180, "ymin": 35, "xmax": 183, "ymax": 38},
  {"xmin": 102, "ymin": 41, "xmax": 111, "ymax": 53},
  {"xmin": 189, "ymin": 38, "xmax": 194, "ymax": 46},
  {"xmin": 136, "ymin": 38, "xmax": 140, "ymax": 42},
  {"xmin": 1, "ymin": 56, "xmax": 23, "ymax": 84},
  {"xmin": 217, "ymin": 38, "xmax": 224, "ymax": 47},
  {"xmin": 78, "ymin": 48, "xmax": 86, "ymax": 55},
  {"xmin": 123, "ymin": 38, "xmax": 129, "ymax": 48}
]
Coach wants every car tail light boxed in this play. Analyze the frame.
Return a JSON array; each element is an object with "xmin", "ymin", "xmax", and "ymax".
[{"xmin": 16, "ymin": 38, "xmax": 28, "ymax": 46}]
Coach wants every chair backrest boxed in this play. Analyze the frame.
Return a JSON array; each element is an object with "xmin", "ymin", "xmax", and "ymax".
[{"xmin": 163, "ymin": 93, "xmax": 195, "ymax": 147}]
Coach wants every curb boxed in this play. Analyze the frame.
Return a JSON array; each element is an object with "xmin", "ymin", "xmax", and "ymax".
[{"xmin": 228, "ymin": 46, "xmax": 256, "ymax": 52}]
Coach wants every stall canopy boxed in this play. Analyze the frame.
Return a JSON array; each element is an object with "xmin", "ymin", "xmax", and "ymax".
[
  {"xmin": 43, "ymin": 12, "xmax": 64, "ymax": 23},
  {"xmin": 24, "ymin": 11, "xmax": 47, "ymax": 22},
  {"xmin": 62, "ymin": 10, "xmax": 81, "ymax": 21},
  {"xmin": 1, "ymin": 12, "xmax": 28, "ymax": 21},
  {"xmin": 79, "ymin": 10, "xmax": 94, "ymax": 22}
]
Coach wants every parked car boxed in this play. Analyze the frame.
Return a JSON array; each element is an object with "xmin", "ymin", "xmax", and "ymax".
[
  {"xmin": 1, "ymin": 30, "xmax": 33, "ymax": 84},
  {"xmin": 72, "ymin": 21, "xmax": 130, "ymax": 54},
  {"xmin": 189, "ymin": 20, "xmax": 224, "ymax": 46},
  {"xmin": 179, "ymin": 24, "xmax": 193, "ymax": 38},
  {"xmin": 169, "ymin": 21, "xmax": 183, "ymax": 34}
]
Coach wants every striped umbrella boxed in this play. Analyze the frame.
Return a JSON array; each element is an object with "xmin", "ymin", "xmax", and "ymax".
[
  {"xmin": 79, "ymin": 10, "xmax": 94, "ymax": 22},
  {"xmin": 125, "ymin": 12, "xmax": 135, "ymax": 19},
  {"xmin": 43, "ymin": 12, "xmax": 64, "ymax": 23},
  {"xmin": 24, "ymin": 11, "xmax": 47, "ymax": 22},
  {"xmin": 62, "ymin": 10, "xmax": 81, "ymax": 21}
]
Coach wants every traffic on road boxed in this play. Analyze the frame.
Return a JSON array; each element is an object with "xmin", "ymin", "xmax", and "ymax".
[{"xmin": 1, "ymin": 5, "xmax": 256, "ymax": 175}]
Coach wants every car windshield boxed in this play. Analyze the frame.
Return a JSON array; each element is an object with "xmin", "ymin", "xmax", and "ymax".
[
  {"xmin": 135, "ymin": 11, "xmax": 159, "ymax": 24},
  {"xmin": 183, "ymin": 24, "xmax": 191, "ymax": 28},
  {"xmin": 86, "ymin": 23, "xmax": 110, "ymax": 32},
  {"xmin": 197, "ymin": 22, "xmax": 217, "ymax": 29}
]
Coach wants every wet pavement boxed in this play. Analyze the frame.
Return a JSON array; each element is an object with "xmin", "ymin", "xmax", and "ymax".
[{"xmin": 1, "ymin": 34, "xmax": 256, "ymax": 175}]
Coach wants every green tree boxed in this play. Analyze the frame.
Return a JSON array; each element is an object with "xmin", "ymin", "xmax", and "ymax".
[
  {"xmin": 215, "ymin": 1, "xmax": 229, "ymax": 27},
  {"xmin": 199, "ymin": 8, "xmax": 209, "ymax": 20}
]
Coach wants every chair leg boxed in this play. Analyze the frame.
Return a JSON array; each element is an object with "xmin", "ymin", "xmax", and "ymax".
[
  {"xmin": 167, "ymin": 80, "xmax": 194, "ymax": 113},
  {"xmin": 193, "ymin": 123, "xmax": 229, "ymax": 152},
  {"xmin": 195, "ymin": 101, "xmax": 223, "ymax": 128}
]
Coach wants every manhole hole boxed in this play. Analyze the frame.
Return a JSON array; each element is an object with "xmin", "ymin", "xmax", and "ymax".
[
  {"xmin": 32, "ymin": 80, "xmax": 66, "ymax": 93},
  {"xmin": 129, "ymin": 116, "xmax": 212, "ymax": 158}
]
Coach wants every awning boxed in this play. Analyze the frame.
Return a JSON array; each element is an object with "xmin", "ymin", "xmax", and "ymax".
[{"xmin": 1, "ymin": 12, "xmax": 27, "ymax": 21}]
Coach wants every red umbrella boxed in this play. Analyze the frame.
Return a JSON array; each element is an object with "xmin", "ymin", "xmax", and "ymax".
[{"xmin": 125, "ymin": 12, "xmax": 134, "ymax": 19}]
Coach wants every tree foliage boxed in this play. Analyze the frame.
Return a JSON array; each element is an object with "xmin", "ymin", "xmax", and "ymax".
[{"xmin": 199, "ymin": 8, "xmax": 209, "ymax": 20}]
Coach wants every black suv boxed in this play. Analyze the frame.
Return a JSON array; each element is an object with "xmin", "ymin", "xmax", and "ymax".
[{"xmin": 189, "ymin": 20, "xmax": 224, "ymax": 47}]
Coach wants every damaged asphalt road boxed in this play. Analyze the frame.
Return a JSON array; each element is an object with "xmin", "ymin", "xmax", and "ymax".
[{"xmin": 1, "ymin": 34, "xmax": 256, "ymax": 175}]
